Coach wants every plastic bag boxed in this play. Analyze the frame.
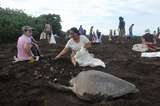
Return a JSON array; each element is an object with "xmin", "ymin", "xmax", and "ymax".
[
  {"xmin": 49, "ymin": 33, "xmax": 56, "ymax": 44},
  {"xmin": 40, "ymin": 32, "xmax": 47, "ymax": 40},
  {"xmin": 132, "ymin": 44, "xmax": 148, "ymax": 52},
  {"xmin": 141, "ymin": 52, "xmax": 160, "ymax": 57},
  {"xmin": 75, "ymin": 47, "xmax": 106, "ymax": 68}
]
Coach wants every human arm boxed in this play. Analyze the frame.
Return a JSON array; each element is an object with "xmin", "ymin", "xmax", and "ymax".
[
  {"xmin": 84, "ymin": 41, "xmax": 91, "ymax": 48},
  {"xmin": 55, "ymin": 39, "xmax": 71, "ymax": 59},
  {"xmin": 55, "ymin": 47, "xmax": 69, "ymax": 59},
  {"xmin": 82, "ymin": 36, "xmax": 91, "ymax": 48},
  {"xmin": 24, "ymin": 43, "xmax": 32, "ymax": 56},
  {"xmin": 31, "ymin": 36, "xmax": 38, "ymax": 44}
]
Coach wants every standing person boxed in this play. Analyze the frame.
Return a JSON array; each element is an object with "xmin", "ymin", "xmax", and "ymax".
[
  {"xmin": 92, "ymin": 31, "xmax": 97, "ymax": 43},
  {"xmin": 55, "ymin": 27, "xmax": 91, "ymax": 66},
  {"xmin": 96, "ymin": 29, "xmax": 100, "ymax": 39},
  {"xmin": 114, "ymin": 30, "xmax": 116, "ymax": 36},
  {"xmin": 109, "ymin": 29, "xmax": 113, "ymax": 41},
  {"xmin": 118, "ymin": 17, "xmax": 126, "ymax": 43},
  {"xmin": 89, "ymin": 26, "xmax": 94, "ymax": 40},
  {"xmin": 96, "ymin": 29, "xmax": 99, "ymax": 35},
  {"xmin": 157, "ymin": 27, "xmax": 160, "ymax": 34},
  {"xmin": 153, "ymin": 30, "xmax": 157, "ymax": 37},
  {"xmin": 16, "ymin": 26, "xmax": 40, "ymax": 61},
  {"xmin": 79, "ymin": 25, "xmax": 84, "ymax": 35},
  {"xmin": 129, "ymin": 24, "xmax": 134, "ymax": 37},
  {"xmin": 83, "ymin": 29, "xmax": 86, "ymax": 35},
  {"xmin": 113, "ymin": 30, "xmax": 117, "ymax": 41},
  {"xmin": 44, "ymin": 21, "xmax": 52, "ymax": 42},
  {"xmin": 157, "ymin": 27, "xmax": 160, "ymax": 39},
  {"xmin": 98, "ymin": 32, "xmax": 102, "ymax": 43}
]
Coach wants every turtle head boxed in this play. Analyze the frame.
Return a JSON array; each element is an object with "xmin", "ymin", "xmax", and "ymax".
[{"xmin": 69, "ymin": 77, "xmax": 77, "ymax": 86}]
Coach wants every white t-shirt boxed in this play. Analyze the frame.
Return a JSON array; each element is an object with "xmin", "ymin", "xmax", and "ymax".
[{"xmin": 65, "ymin": 35, "xmax": 89, "ymax": 52}]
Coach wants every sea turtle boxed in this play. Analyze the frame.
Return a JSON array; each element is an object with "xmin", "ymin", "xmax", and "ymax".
[{"xmin": 48, "ymin": 70, "xmax": 139, "ymax": 101}]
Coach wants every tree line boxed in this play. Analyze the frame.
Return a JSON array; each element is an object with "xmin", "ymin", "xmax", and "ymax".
[{"xmin": 0, "ymin": 7, "xmax": 62, "ymax": 43}]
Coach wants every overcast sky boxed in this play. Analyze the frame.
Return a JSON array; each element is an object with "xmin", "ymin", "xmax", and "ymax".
[{"xmin": 1, "ymin": 0, "xmax": 160, "ymax": 35}]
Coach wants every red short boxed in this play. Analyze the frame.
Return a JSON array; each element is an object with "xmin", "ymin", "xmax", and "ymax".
[{"xmin": 146, "ymin": 44, "xmax": 157, "ymax": 51}]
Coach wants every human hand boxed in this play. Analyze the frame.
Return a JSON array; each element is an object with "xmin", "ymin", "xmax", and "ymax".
[
  {"xmin": 84, "ymin": 42, "xmax": 91, "ymax": 48},
  {"xmin": 54, "ymin": 55, "xmax": 60, "ymax": 60}
]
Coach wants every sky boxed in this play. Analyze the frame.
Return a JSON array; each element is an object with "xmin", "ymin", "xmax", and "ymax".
[{"xmin": 0, "ymin": 0, "xmax": 160, "ymax": 35}]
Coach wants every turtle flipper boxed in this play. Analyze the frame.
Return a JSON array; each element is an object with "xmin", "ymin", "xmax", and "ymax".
[{"xmin": 48, "ymin": 81, "xmax": 72, "ymax": 92}]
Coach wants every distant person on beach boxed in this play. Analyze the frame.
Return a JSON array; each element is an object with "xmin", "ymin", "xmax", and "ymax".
[
  {"xmin": 153, "ymin": 30, "xmax": 157, "ymax": 38},
  {"xmin": 109, "ymin": 29, "xmax": 113, "ymax": 41},
  {"xmin": 141, "ymin": 29, "xmax": 157, "ymax": 52},
  {"xmin": 79, "ymin": 25, "xmax": 84, "ymax": 35},
  {"xmin": 92, "ymin": 31, "xmax": 97, "ymax": 43},
  {"xmin": 129, "ymin": 24, "xmax": 134, "ymax": 37},
  {"xmin": 89, "ymin": 26, "xmax": 94, "ymax": 40},
  {"xmin": 55, "ymin": 27, "xmax": 91, "ymax": 66},
  {"xmin": 83, "ymin": 29, "xmax": 86, "ymax": 35},
  {"xmin": 96, "ymin": 29, "xmax": 99, "ymax": 39},
  {"xmin": 96, "ymin": 29, "xmax": 99, "ymax": 35},
  {"xmin": 16, "ymin": 26, "xmax": 41, "ymax": 61},
  {"xmin": 156, "ymin": 27, "xmax": 160, "ymax": 39},
  {"xmin": 118, "ymin": 17, "xmax": 125, "ymax": 43},
  {"xmin": 157, "ymin": 27, "xmax": 160, "ymax": 34},
  {"xmin": 44, "ymin": 21, "xmax": 52, "ymax": 42},
  {"xmin": 96, "ymin": 29, "xmax": 101, "ymax": 39},
  {"xmin": 157, "ymin": 32, "xmax": 160, "ymax": 39},
  {"xmin": 91, "ymin": 30, "xmax": 102, "ymax": 44},
  {"xmin": 114, "ymin": 30, "xmax": 116, "ymax": 36}
]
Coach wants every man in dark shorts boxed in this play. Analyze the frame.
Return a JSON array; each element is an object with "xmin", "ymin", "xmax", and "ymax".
[
  {"xmin": 118, "ymin": 17, "xmax": 126, "ymax": 43},
  {"xmin": 141, "ymin": 29, "xmax": 157, "ymax": 52},
  {"xmin": 129, "ymin": 24, "xmax": 134, "ymax": 38},
  {"xmin": 89, "ymin": 26, "xmax": 94, "ymax": 40}
]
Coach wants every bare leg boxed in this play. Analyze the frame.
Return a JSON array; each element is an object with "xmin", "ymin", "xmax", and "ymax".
[{"xmin": 148, "ymin": 46, "xmax": 157, "ymax": 52}]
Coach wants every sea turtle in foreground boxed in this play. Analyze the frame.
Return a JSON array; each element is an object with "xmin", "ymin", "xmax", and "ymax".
[{"xmin": 48, "ymin": 70, "xmax": 139, "ymax": 101}]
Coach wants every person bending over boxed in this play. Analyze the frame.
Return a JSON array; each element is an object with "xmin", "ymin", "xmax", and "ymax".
[
  {"xmin": 16, "ymin": 26, "xmax": 40, "ymax": 61},
  {"xmin": 141, "ymin": 29, "xmax": 157, "ymax": 52},
  {"xmin": 55, "ymin": 27, "xmax": 91, "ymax": 66}
]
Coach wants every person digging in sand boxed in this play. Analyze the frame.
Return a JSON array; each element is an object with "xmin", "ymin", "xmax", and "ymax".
[
  {"xmin": 141, "ymin": 29, "xmax": 157, "ymax": 52},
  {"xmin": 55, "ymin": 27, "xmax": 91, "ymax": 66},
  {"xmin": 14, "ymin": 26, "xmax": 41, "ymax": 62}
]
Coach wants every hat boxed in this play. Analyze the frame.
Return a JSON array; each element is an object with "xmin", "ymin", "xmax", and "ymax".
[
  {"xmin": 22, "ymin": 26, "xmax": 33, "ymax": 32},
  {"xmin": 145, "ymin": 29, "xmax": 150, "ymax": 33}
]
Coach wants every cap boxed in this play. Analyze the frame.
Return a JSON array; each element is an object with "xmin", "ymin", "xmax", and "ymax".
[{"xmin": 22, "ymin": 26, "xmax": 33, "ymax": 32}]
